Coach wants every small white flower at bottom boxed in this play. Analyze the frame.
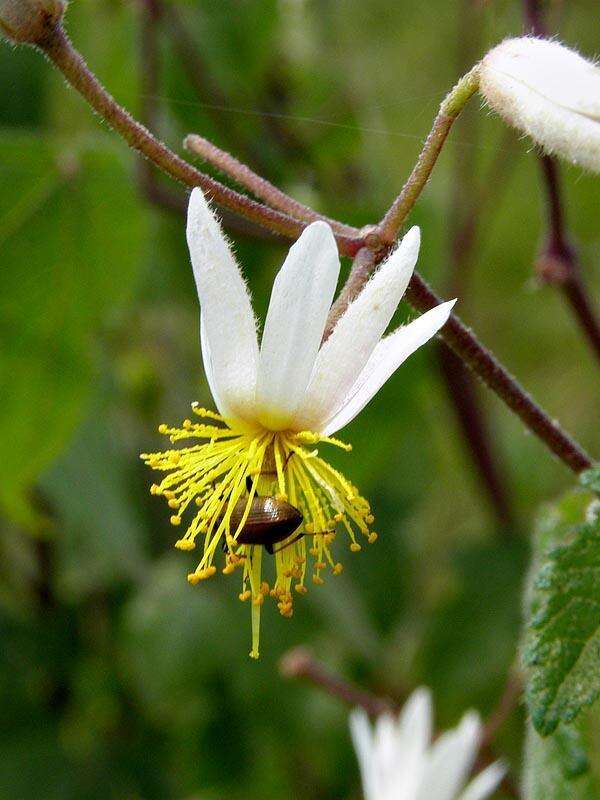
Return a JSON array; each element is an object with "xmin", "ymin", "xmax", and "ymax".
[{"xmin": 350, "ymin": 689, "xmax": 506, "ymax": 800}]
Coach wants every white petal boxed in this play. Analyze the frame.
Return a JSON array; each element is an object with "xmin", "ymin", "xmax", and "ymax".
[
  {"xmin": 255, "ymin": 221, "xmax": 340, "ymax": 429},
  {"xmin": 386, "ymin": 689, "xmax": 433, "ymax": 800},
  {"xmin": 293, "ymin": 226, "xmax": 421, "ymax": 431},
  {"xmin": 200, "ymin": 313, "xmax": 227, "ymax": 416},
  {"xmin": 416, "ymin": 711, "xmax": 482, "ymax": 800},
  {"xmin": 459, "ymin": 762, "xmax": 506, "ymax": 800},
  {"xmin": 373, "ymin": 713, "xmax": 400, "ymax": 794},
  {"xmin": 187, "ymin": 188, "xmax": 259, "ymax": 420},
  {"xmin": 323, "ymin": 300, "xmax": 455, "ymax": 435},
  {"xmin": 350, "ymin": 709, "xmax": 376, "ymax": 800}
]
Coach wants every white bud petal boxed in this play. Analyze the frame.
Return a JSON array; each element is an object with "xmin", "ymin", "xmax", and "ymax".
[
  {"xmin": 0, "ymin": 0, "xmax": 66, "ymax": 45},
  {"xmin": 480, "ymin": 37, "xmax": 600, "ymax": 173}
]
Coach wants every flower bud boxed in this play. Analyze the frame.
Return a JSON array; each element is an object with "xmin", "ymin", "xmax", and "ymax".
[
  {"xmin": 0, "ymin": 0, "xmax": 66, "ymax": 45},
  {"xmin": 480, "ymin": 37, "xmax": 600, "ymax": 173}
]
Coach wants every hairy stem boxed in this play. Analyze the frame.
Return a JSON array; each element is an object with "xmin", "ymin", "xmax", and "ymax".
[
  {"xmin": 379, "ymin": 67, "xmax": 480, "ymax": 243},
  {"xmin": 38, "ymin": 23, "xmax": 363, "ymax": 255},
  {"xmin": 405, "ymin": 272, "xmax": 592, "ymax": 473},
  {"xmin": 185, "ymin": 134, "xmax": 359, "ymax": 237}
]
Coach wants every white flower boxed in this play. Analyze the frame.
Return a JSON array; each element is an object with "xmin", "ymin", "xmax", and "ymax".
[
  {"xmin": 479, "ymin": 37, "xmax": 600, "ymax": 173},
  {"xmin": 187, "ymin": 187, "xmax": 455, "ymax": 434},
  {"xmin": 350, "ymin": 689, "xmax": 506, "ymax": 800},
  {"xmin": 143, "ymin": 189, "xmax": 454, "ymax": 658}
]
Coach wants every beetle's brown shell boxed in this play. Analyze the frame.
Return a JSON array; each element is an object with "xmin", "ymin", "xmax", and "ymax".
[{"xmin": 220, "ymin": 496, "xmax": 303, "ymax": 546}]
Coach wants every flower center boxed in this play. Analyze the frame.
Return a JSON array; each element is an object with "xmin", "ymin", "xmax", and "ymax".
[{"xmin": 141, "ymin": 405, "xmax": 378, "ymax": 658}]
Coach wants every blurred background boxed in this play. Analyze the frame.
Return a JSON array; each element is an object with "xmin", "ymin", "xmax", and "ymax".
[{"xmin": 1, "ymin": 0, "xmax": 599, "ymax": 797}]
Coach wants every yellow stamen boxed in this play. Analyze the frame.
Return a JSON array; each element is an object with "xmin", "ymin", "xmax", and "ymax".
[{"xmin": 141, "ymin": 407, "xmax": 376, "ymax": 658}]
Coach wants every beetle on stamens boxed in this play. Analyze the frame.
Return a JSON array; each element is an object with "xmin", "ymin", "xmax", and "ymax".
[{"xmin": 220, "ymin": 477, "xmax": 304, "ymax": 555}]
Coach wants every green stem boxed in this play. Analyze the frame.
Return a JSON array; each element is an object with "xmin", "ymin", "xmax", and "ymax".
[{"xmin": 379, "ymin": 66, "xmax": 480, "ymax": 243}]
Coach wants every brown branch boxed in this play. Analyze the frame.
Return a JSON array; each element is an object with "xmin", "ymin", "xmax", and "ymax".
[
  {"xmin": 38, "ymin": 23, "xmax": 363, "ymax": 255},
  {"xmin": 184, "ymin": 133, "xmax": 359, "ymax": 237},
  {"xmin": 534, "ymin": 156, "xmax": 600, "ymax": 362},
  {"xmin": 405, "ymin": 271, "xmax": 592, "ymax": 474},
  {"xmin": 523, "ymin": 0, "xmax": 600, "ymax": 364},
  {"xmin": 279, "ymin": 646, "xmax": 397, "ymax": 716}
]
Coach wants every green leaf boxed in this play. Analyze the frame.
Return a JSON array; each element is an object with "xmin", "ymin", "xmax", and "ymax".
[
  {"xmin": 0, "ymin": 132, "xmax": 146, "ymax": 528},
  {"xmin": 523, "ymin": 492, "xmax": 600, "ymax": 736},
  {"xmin": 523, "ymin": 717, "xmax": 600, "ymax": 799}
]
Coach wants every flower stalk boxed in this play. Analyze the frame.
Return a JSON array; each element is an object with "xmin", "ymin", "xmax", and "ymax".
[{"xmin": 379, "ymin": 67, "xmax": 480, "ymax": 243}]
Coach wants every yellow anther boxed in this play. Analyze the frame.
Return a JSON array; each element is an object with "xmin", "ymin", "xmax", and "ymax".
[
  {"xmin": 350, "ymin": 542, "xmax": 362, "ymax": 552},
  {"xmin": 312, "ymin": 574, "xmax": 324, "ymax": 585},
  {"xmin": 169, "ymin": 453, "xmax": 181, "ymax": 465},
  {"xmin": 368, "ymin": 532, "xmax": 378, "ymax": 544},
  {"xmin": 187, "ymin": 573, "xmax": 201, "ymax": 585},
  {"xmin": 163, "ymin": 490, "xmax": 175, "ymax": 500},
  {"xmin": 239, "ymin": 590, "xmax": 252, "ymax": 602},
  {"xmin": 260, "ymin": 581, "xmax": 270, "ymax": 595},
  {"xmin": 168, "ymin": 498, "xmax": 180, "ymax": 509},
  {"xmin": 170, "ymin": 515, "xmax": 182, "ymax": 526},
  {"xmin": 295, "ymin": 556, "xmax": 306, "ymax": 565},
  {"xmin": 309, "ymin": 547, "xmax": 319, "ymax": 556},
  {"xmin": 158, "ymin": 423, "xmax": 168, "ymax": 434},
  {"xmin": 366, "ymin": 514, "xmax": 375, "ymax": 524},
  {"xmin": 295, "ymin": 583, "xmax": 308, "ymax": 594},
  {"xmin": 150, "ymin": 484, "xmax": 161, "ymax": 495},
  {"xmin": 222, "ymin": 563, "xmax": 235, "ymax": 575},
  {"xmin": 314, "ymin": 561, "xmax": 327, "ymax": 570},
  {"xmin": 333, "ymin": 563, "xmax": 344, "ymax": 575},
  {"xmin": 334, "ymin": 513, "xmax": 344, "ymax": 522},
  {"xmin": 183, "ymin": 419, "xmax": 193, "ymax": 429},
  {"xmin": 204, "ymin": 566, "xmax": 217, "ymax": 578},
  {"xmin": 252, "ymin": 593, "xmax": 264, "ymax": 606},
  {"xmin": 195, "ymin": 497, "xmax": 203, "ymax": 506},
  {"xmin": 175, "ymin": 539, "xmax": 195, "ymax": 551}
]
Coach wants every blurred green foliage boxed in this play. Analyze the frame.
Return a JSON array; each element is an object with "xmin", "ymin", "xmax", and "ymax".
[{"xmin": 0, "ymin": 0, "xmax": 599, "ymax": 797}]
